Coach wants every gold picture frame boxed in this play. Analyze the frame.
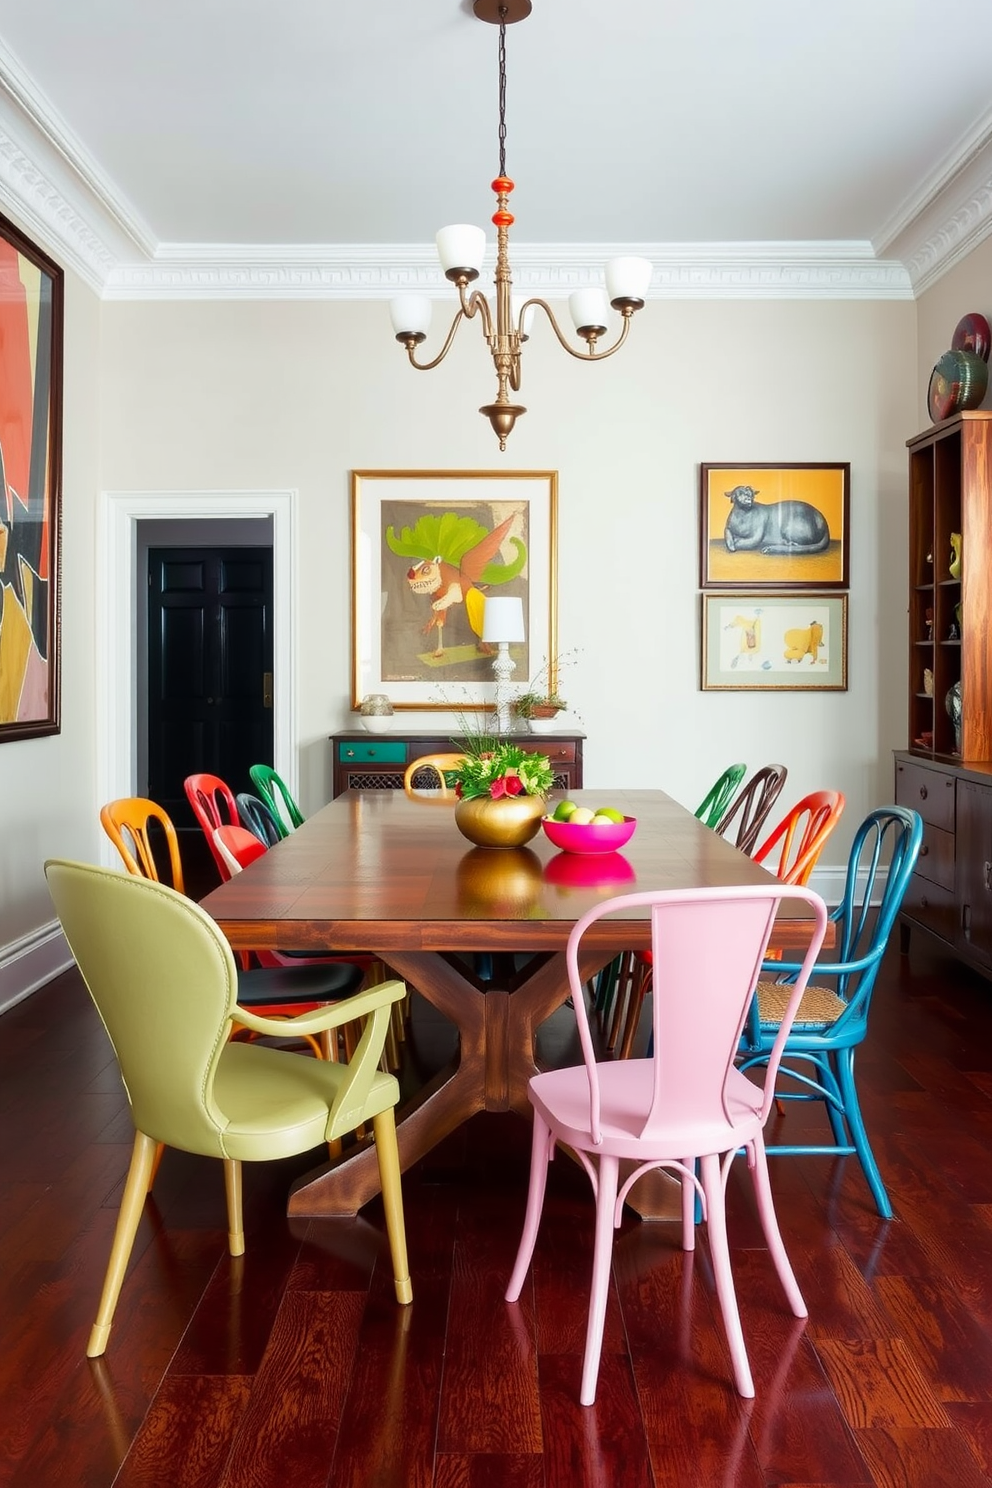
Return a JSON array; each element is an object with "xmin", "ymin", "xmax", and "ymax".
[
  {"xmin": 701, "ymin": 591, "xmax": 848, "ymax": 690},
  {"xmin": 350, "ymin": 469, "xmax": 558, "ymax": 711}
]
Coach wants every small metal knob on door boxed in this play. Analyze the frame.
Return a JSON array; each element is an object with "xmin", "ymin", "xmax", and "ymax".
[{"xmin": 919, "ymin": 785, "xmax": 928, "ymax": 800}]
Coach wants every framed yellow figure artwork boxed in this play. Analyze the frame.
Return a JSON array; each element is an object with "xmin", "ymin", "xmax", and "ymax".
[
  {"xmin": 699, "ymin": 463, "xmax": 849, "ymax": 590},
  {"xmin": 701, "ymin": 592, "xmax": 848, "ymax": 691}
]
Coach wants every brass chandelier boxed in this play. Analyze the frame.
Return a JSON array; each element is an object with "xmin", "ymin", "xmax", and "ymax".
[{"xmin": 389, "ymin": 0, "xmax": 652, "ymax": 450}]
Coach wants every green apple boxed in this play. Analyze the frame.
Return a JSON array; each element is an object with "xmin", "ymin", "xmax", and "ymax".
[
  {"xmin": 567, "ymin": 806, "xmax": 596, "ymax": 825},
  {"xmin": 595, "ymin": 807, "xmax": 626, "ymax": 823},
  {"xmin": 590, "ymin": 813, "xmax": 616, "ymax": 826},
  {"xmin": 552, "ymin": 799, "xmax": 579, "ymax": 822}
]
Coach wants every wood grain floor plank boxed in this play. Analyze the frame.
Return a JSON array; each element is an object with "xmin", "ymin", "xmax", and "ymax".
[
  {"xmin": 217, "ymin": 1290, "xmax": 365, "ymax": 1488},
  {"xmin": 113, "ymin": 1376, "xmax": 253, "ymax": 1488}
]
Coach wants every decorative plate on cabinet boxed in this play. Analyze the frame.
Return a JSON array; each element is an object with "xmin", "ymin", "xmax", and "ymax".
[
  {"xmin": 928, "ymin": 349, "xmax": 989, "ymax": 422},
  {"xmin": 951, "ymin": 312, "xmax": 992, "ymax": 362}
]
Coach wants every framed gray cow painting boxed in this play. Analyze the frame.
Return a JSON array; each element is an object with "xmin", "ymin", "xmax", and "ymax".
[{"xmin": 699, "ymin": 463, "xmax": 849, "ymax": 590}]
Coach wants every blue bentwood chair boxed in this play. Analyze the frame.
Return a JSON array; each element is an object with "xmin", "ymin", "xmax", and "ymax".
[{"xmin": 738, "ymin": 806, "xmax": 923, "ymax": 1218}]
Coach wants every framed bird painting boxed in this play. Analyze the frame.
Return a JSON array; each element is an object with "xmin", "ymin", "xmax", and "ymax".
[{"xmin": 350, "ymin": 470, "xmax": 558, "ymax": 711}]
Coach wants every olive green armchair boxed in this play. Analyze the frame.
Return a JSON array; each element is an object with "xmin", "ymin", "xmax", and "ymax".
[{"xmin": 45, "ymin": 859, "xmax": 412, "ymax": 1358}]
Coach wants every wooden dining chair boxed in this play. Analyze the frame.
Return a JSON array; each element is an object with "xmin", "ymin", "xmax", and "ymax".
[
  {"xmin": 505, "ymin": 882, "xmax": 828, "ymax": 1405},
  {"xmin": 45, "ymin": 858, "xmax": 412, "ymax": 1358},
  {"xmin": 403, "ymin": 754, "xmax": 467, "ymax": 797},
  {"xmin": 715, "ymin": 764, "xmax": 788, "ymax": 856}
]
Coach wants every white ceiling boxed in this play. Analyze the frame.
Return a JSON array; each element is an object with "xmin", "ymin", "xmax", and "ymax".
[{"xmin": 1, "ymin": 0, "xmax": 991, "ymax": 298}]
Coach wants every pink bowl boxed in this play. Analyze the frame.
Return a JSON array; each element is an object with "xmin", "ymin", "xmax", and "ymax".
[{"xmin": 541, "ymin": 814, "xmax": 636, "ymax": 855}]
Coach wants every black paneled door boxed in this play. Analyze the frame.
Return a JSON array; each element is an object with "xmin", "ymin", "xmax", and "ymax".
[{"xmin": 147, "ymin": 546, "xmax": 274, "ymax": 832}]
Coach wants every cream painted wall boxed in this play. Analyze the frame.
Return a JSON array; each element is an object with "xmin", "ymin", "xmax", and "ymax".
[
  {"xmin": 0, "ymin": 262, "xmax": 101, "ymax": 969},
  {"xmin": 98, "ymin": 294, "xmax": 916, "ymax": 872}
]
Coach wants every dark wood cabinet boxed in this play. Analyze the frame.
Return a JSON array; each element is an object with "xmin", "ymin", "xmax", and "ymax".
[
  {"xmin": 895, "ymin": 752, "xmax": 992, "ymax": 976},
  {"xmin": 329, "ymin": 729, "xmax": 584, "ymax": 798}
]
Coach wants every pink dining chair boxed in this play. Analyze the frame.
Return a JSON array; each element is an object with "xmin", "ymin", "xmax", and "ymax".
[{"xmin": 505, "ymin": 882, "xmax": 829, "ymax": 1406}]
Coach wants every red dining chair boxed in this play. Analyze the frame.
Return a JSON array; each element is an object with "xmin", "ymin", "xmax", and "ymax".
[
  {"xmin": 184, "ymin": 772, "xmax": 241, "ymax": 882},
  {"xmin": 505, "ymin": 882, "xmax": 829, "ymax": 1406}
]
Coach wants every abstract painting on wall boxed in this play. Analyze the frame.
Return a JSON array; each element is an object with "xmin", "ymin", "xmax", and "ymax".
[{"xmin": 0, "ymin": 213, "xmax": 63, "ymax": 741}]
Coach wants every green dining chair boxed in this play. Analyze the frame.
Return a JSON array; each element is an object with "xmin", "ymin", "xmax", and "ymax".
[
  {"xmin": 45, "ymin": 858, "xmax": 412, "ymax": 1358},
  {"xmin": 249, "ymin": 763, "xmax": 305, "ymax": 838},
  {"xmin": 695, "ymin": 763, "xmax": 747, "ymax": 829}
]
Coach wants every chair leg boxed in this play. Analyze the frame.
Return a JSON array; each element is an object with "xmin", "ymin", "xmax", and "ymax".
[
  {"xmin": 149, "ymin": 1142, "xmax": 166, "ymax": 1190},
  {"xmin": 505, "ymin": 1114, "xmax": 556, "ymax": 1302},
  {"xmin": 680, "ymin": 1158, "xmax": 696, "ymax": 1252},
  {"xmin": 618, "ymin": 962, "xmax": 651, "ymax": 1060},
  {"xmin": 835, "ymin": 1048, "xmax": 892, "ymax": 1219},
  {"xmin": 699, "ymin": 1151, "xmax": 753, "ymax": 1398},
  {"xmin": 371, "ymin": 1108, "xmax": 412, "ymax": 1305},
  {"xmin": 223, "ymin": 1158, "xmax": 244, "ymax": 1256},
  {"xmin": 747, "ymin": 1137, "xmax": 806, "ymax": 1317},
  {"xmin": 579, "ymin": 1153, "xmax": 621, "ymax": 1407},
  {"xmin": 87, "ymin": 1130, "xmax": 158, "ymax": 1358}
]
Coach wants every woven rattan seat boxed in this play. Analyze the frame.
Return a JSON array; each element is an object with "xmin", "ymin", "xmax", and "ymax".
[{"xmin": 756, "ymin": 980, "xmax": 845, "ymax": 1028}]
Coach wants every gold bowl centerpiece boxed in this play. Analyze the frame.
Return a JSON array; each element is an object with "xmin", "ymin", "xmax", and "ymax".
[{"xmin": 451, "ymin": 739, "xmax": 553, "ymax": 848}]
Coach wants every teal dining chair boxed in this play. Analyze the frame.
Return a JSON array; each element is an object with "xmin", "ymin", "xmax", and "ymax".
[
  {"xmin": 738, "ymin": 805, "xmax": 923, "ymax": 1218},
  {"xmin": 249, "ymin": 764, "xmax": 305, "ymax": 838},
  {"xmin": 694, "ymin": 763, "xmax": 747, "ymax": 828}
]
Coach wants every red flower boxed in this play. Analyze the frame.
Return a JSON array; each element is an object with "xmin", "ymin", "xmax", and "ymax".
[
  {"xmin": 489, "ymin": 776, "xmax": 508, "ymax": 799},
  {"xmin": 454, "ymin": 781, "xmax": 463, "ymax": 798},
  {"xmin": 503, "ymin": 774, "xmax": 524, "ymax": 796}
]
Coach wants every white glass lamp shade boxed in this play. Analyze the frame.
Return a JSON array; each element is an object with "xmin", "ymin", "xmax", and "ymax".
[
  {"xmin": 436, "ymin": 225, "xmax": 486, "ymax": 279},
  {"xmin": 389, "ymin": 296, "xmax": 432, "ymax": 339},
  {"xmin": 568, "ymin": 287, "xmax": 610, "ymax": 333},
  {"xmin": 481, "ymin": 595, "xmax": 525, "ymax": 644},
  {"xmin": 511, "ymin": 294, "xmax": 536, "ymax": 341},
  {"xmin": 605, "ymin": 255, "xmax": 653, "ymax": 304}
]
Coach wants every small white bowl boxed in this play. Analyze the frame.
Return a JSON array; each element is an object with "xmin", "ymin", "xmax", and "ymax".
[{"xmin": 361, "ymin": 715, "xmax": 393, "ymax": 734}]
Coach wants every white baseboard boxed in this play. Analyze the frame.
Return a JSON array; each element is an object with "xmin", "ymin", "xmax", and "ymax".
[
  {"xmin": 0, "ymin": 920, "xmax": 72, "ymax": 1015},
  {"xmin": 808, "ymin": 863, "xmax": 886, "ymax": 907}
]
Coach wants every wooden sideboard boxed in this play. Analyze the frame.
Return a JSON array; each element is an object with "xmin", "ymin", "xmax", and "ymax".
[
  {"xmin": 330, "ymin": 728, "xmax": 584, "ymax": 798},
  {"xmin": 895, "ymin": 751, "xmax": 992, "ymax": 977}
]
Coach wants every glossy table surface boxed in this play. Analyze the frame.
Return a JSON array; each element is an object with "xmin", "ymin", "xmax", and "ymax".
[
  {"xmin": 199, "ymin": 789, "xmax": 827, "ymax": 1219},
  {"xmin": 199, "ymin": 788, "xmax": 821, "ymax": 954}
]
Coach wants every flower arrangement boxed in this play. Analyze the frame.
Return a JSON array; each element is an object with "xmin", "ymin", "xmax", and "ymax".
[{"xmin": 451, "ymin": 737, "xmax": 554, "ymax": 802}]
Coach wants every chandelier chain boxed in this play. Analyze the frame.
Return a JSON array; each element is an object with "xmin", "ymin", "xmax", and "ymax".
[{"xmin": 497, "ymin": 8, "xmax": 507, "ymax": 178}]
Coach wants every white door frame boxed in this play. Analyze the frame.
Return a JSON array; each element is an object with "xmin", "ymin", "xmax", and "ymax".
[{"xmin": 97, "ymin": 489, "xmax": 297, "ymax": 866}]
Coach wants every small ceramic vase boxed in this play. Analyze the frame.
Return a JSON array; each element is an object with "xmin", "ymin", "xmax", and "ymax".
[
  {"xmin": 360, "ymin": 693, "xmax": 394, "ymax": 733},
  {"xmin": 949, "ymin": 533, "xmax": 962, "ymax": 580},
  {"xmin": 454, "ymin": 792, "xmax": 546, "ymax": 848},
  {"xmin": 946, "ymin": 680, "xmax": 963, "ymax": 752},
  {"xmin": 923, "ymin": 668, "xmax": 933, "ymax": 697}
]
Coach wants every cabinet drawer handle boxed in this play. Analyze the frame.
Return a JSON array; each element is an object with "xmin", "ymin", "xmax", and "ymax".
[
  {"xmin": 920, "ymin": 895, "xmax": 929, "ymax": 909},
  {"xmin": 919, "ymin": 844, "xmax": 929, "ymax": 857},
  {"xmin": 919, "ymin": 785, "xmax": 928, "ymax": 800}
]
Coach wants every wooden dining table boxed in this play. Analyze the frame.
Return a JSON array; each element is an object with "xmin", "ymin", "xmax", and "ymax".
[{"xmin": 199, "ymin": 787, "xmax": 828, "ymax": 1221}]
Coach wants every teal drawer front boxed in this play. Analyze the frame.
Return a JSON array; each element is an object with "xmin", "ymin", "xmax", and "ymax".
[{"xmin": 338, "ymin": 740, "xmax": 408, "ymax": 764}]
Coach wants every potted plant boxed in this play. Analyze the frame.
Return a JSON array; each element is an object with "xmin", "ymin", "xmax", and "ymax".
[
  {"xmin": 511, "ymin": 650, "xmax": 577, "ymax": 732},
  {"xmin": 512, "ymin": 688, "xmax": 567, "ymax": 724}
]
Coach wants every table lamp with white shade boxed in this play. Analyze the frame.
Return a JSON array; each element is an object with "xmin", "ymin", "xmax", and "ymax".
[{"xmin": 481, "ymin": 595, "xmax": 525, "ymax": 734}]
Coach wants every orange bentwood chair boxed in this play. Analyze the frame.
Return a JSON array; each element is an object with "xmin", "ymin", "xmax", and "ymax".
[
  {"xmin": 505, "ymin": 883, "xmax": 828, "ymax": 1405},
  {"xmin": 403, "ymin": 754, "xmax": 467, "ymax": 797},
  {"xmin": 753, "ymin": 790, "xmax": 845, "ymax": 886}
]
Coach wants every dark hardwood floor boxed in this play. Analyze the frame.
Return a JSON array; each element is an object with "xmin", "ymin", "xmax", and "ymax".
[{"xmin": 5, "ymin": 933, "xmax": 992, "ymax": 1487}]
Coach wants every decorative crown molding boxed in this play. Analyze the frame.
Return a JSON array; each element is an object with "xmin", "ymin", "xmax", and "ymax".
[{"xmin": 0, "ymin": 33, "xmax": 985, "ymax": 304}]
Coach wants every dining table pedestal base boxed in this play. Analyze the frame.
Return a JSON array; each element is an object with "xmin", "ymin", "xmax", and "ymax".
[{"xmin": 287, "ymin": 947, "xmax": 681, "ymax": 1221}]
